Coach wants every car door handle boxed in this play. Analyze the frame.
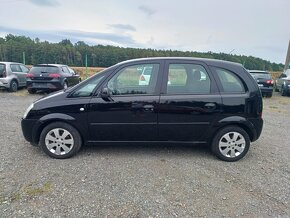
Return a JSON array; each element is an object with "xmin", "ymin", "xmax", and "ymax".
[
  {"xmin": 143, "ymin": 105, "xmax": 154, "ymax": 111},
  {"xmin": 204, "ymin": 103, "xmax": 216, "ymax": 110}
]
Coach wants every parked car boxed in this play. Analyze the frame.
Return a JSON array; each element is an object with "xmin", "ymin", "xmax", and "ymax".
[
  {"xmin": 248, "ymin": 70, "xmax": 273, "ymax": 97},
  {"xmin": 26, "ymin": 64, "xmax": 80, "ymax": 94},
  {"xmin": 21, "ymin": 58, "xmax": 263, "ymax": 161},
  {"xmin": 0, "ymin": 62, "xmax": 29, "ymax": 92},
  {"xmin": 274, "ymin": 69, "xmax": 290, "ymax": 96}
]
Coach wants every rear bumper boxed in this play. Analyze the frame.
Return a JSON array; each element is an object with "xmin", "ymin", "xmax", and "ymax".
[
  {"xmin": 248, "ymin": 117, "xmax": 263, "ymax": 142},
  {"xmin": 0, "ymin": 78, "xmax": 10, "ymax": 88},
  {"xmin": 259, "ymin": 86, "xmax": 273, "ymax": 94},
  {"xmin": 27, "ymin": 81, "xmax": 63, "ymax": 91}
]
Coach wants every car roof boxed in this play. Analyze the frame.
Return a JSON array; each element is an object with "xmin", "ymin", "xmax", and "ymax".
[
  {"xmin": 33, "ymin": 64, "xmax": 67, "ymax": 67},
  {"xmin": 0, "ymin": 61, "xmax": 23, "ymax": 65},
  {"xmin": 248, "ymin": 70, "xmax": 269, "ymax": 73},
  {"xmin": 116, "ymin": 57, "xmax": 243, "ymax": 68}
]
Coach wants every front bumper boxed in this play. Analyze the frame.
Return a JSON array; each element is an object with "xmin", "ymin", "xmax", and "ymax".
[{"xmin": 21, "ymin": 118, "xmax": 38, "ymax": 143}]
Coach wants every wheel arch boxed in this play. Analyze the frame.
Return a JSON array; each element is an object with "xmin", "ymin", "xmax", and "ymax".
[
  {"xmin": 32, "ymin": 114, "xmax": 84, "ymax": 145},
  {"xmin": 210, "ymin": 116, "xmax": 257, "ymax": 144}
]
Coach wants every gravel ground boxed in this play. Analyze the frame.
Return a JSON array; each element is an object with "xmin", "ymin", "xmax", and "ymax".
[{"xmin": 0, "ymin": 88, "xmax": 289, "ymax": 217}]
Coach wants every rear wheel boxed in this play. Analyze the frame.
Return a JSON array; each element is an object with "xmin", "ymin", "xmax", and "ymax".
[
  {"xmin": 281, "ymin": 86, "xmax": 287, "ymax": 96},
  {"xmin": 39, "ymin": 122, "xmax": 82, "ymax": 159},
  {"xmin": 211, "ymin": 126, "xmax": 250, "ymax": 162},
  {"xmin": 267, "ymin": 93, "xmax": 272, "ymax": 98},
  {"xmin": 9, "ymin": 80, "xmax": 18, "ymax": 92}
]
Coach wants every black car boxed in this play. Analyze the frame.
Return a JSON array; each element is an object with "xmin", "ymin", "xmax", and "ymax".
[
  {"xmin": 21, "ymin": 58, "xmax": 263, "ymax": 161},
  {"xmin": 26, "ymin": 64, "xmax": 80, "ymax": 93},
  {"xmin": 248, "ymin": 70, "xmax": 274, "ymax": 97}
]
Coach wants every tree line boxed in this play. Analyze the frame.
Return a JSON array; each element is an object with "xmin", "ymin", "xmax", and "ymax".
[{"xmin": 0, "ymin": 34, "xmax": 284, "ymax": 71}]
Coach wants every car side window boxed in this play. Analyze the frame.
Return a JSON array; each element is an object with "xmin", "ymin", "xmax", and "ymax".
[
  {"xmin": 62, "ymin": 67, "xmax": 70, "ymax": 74},
  {"xmin": 10, "ymin": 64, "xmax": 22, "ymax": 72},
  {"xmin": 20, "ymin": 65, "xmax": 29, "ymax": 73},
  {"xmin": 214, "ymin": 68, "xmax": 245, "ymax": 93},
  {"xmin": 107, "ymin": 64, "xmax": 159, "ymax": 95},
  {"xmin": 166, "ymin": 64, "xmax": 211, "ymax": 94}
]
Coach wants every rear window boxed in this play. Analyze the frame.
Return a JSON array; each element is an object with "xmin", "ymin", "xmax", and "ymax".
[
  {"xmin": 30, "ymin": 66, "xmax": 59, "ymax": 74},
  {"xmin": 250, "ymin": 73, "xmax": 271, "ymax": 79},
  {"xmin": 0, "ymin": 64, "xmax": 5, "ymax": 77}
]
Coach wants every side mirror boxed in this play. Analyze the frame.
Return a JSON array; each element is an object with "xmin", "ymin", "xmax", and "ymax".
[{"xmin": 100, "ymin": 87, "xmax": 113, "ymax": 102}]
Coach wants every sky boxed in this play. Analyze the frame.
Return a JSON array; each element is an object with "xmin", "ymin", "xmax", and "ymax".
[{"xmin": 0, "ymin": 0, "xmax": 289, "ymax": 64}]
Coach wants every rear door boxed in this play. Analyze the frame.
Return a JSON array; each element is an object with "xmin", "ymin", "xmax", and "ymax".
[
  {"xmin": 157, "ymin": 60, "xmax": 222, "ymax": 142},
  {"xmin": 10, "ymin": 64, "xmax": 26, "ymax": 85},
  {"xmin": 87, "ymin": 61, "xmax": 163, "ymax": 142}
]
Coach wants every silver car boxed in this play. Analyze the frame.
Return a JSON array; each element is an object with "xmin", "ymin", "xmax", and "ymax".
[
  {"xmin": 275, "ymin": 69, "xmax": 290, "ymax": 96},
  {"xmin": 0, "ymin": 62, "xmax": 29, "ymax": 92}
]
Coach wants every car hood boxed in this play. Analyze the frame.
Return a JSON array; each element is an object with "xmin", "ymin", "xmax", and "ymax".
[{"xmin": 34, "ymin": 90, "xmax": 67, "ymax": 105}]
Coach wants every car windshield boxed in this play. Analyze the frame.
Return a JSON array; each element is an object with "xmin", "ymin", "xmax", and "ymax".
[
  {"xmin": 250, "ymin": 73, "xmax": 271, "ymax": 79},
  {"xmin": 70, "ymin": 73, "xmax": 105, "ymax": 97},
  {"xmin": 30, "ymin": 66, "xmax": 59, "ymax": 74}
]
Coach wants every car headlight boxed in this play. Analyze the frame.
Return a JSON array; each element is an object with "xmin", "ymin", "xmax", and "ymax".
[{"xmin": 23, "ymin": 103, "xmax": 34, "ymax": 119}]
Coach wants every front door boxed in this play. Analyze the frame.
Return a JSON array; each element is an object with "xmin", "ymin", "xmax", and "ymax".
[
  {"xmin": 157, "ymin": 61, "xmax": 222, "ymax": 142},
  {"xmin": 88, "ymin": 62, "xmax": 163, "ymax": 142}
]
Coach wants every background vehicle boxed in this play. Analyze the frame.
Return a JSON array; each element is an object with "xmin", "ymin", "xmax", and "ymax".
[
  {"xmin": 248, "ymin": 70, "xmax": 273, "ymax": 97},
  {"xmin": 26, "ymin": 64, "xmax": 80, "ymax": 94},
  {"xmin": 0, "ymin": 62, "xmax": 29, "ymax": 92},
  {"xmin": 275, "ymin": 69, "xmax": 290, "ymax": 96},
  {"xmin": 22, "ymin": 58, "xmax": 263, "ymax": 162}
]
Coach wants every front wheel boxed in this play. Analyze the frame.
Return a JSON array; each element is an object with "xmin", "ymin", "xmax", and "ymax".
[
  {"xmin": 39, "ymin": 122, "xmax": 82, "ymax": 159},
  {"xmin": 211, "ymin": 126, "xmax": 250, "ymax": 162}
]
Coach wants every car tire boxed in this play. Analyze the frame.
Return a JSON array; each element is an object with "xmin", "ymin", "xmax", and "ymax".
[
  {"xmin": 39, "ymin": 122, "xmax": 82, "ymax": 159},
  {"xmin": 63, "ymin": 81, "xmax": 68, "ymax": 89},
  {"xmin": 211, "ymin": 126, "xmax": 250, "ymax": 162},
  {"xmin": 267, "ymin": 93, "xmax": 273, "ymax": 98},
  {"xmin": 9, "ymin": 80, "xmax": 18, "ymax": 92},
  {"xmin": 28, "ymin": 89, "xmax": 36, "ymax": 94},
  {"xmin": 281, "ymin": 86, "xmax": 287, "ymax": 96}
]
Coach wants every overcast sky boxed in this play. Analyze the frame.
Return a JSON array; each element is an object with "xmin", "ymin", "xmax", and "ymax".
[{"xmin": 0, "ymin": 0, "xmax": 289, "ymax": 63}]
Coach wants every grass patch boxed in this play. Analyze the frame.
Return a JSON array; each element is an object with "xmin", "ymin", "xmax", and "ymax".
[
  {"xmin": 24, "ymin": 181, "xmax": 52, "ymax": 197},
  {"xmin": 1, "ymin": 181, "xmax": 52, "ymax": 203}
]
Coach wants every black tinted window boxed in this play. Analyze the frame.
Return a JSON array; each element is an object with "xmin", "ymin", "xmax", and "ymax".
[
  {"xmin": 214, "ymin": 68, "xmax": 245, "ymax": 93},
  {"xmin": 250, "ymin": 73, "xmax": 271, "ymax": 79},
  {"xmin": 30, "ymin": 66, "xmax": 59, "ymax": 74}
]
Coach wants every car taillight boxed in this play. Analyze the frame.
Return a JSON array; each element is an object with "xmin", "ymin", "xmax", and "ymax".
[
  {"xmin": 266, "ymin": 80, "xmax": 273, "ymax": 84},
  {"xmin": 140, "ymin": 75, "xmax": 145, "ymax": 81},
  {"xmin": 49, "ymin": 73, "xmax": 61, "ymax": 78},
  {"xmin": 26, "ymin": 73, "xmax": 34, "ymax": 78}
]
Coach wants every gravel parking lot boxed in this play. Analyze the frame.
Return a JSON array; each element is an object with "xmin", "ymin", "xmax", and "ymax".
[{"xmin": 0, "ymin": 89, "xmax": 289, "ymax": 217}]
